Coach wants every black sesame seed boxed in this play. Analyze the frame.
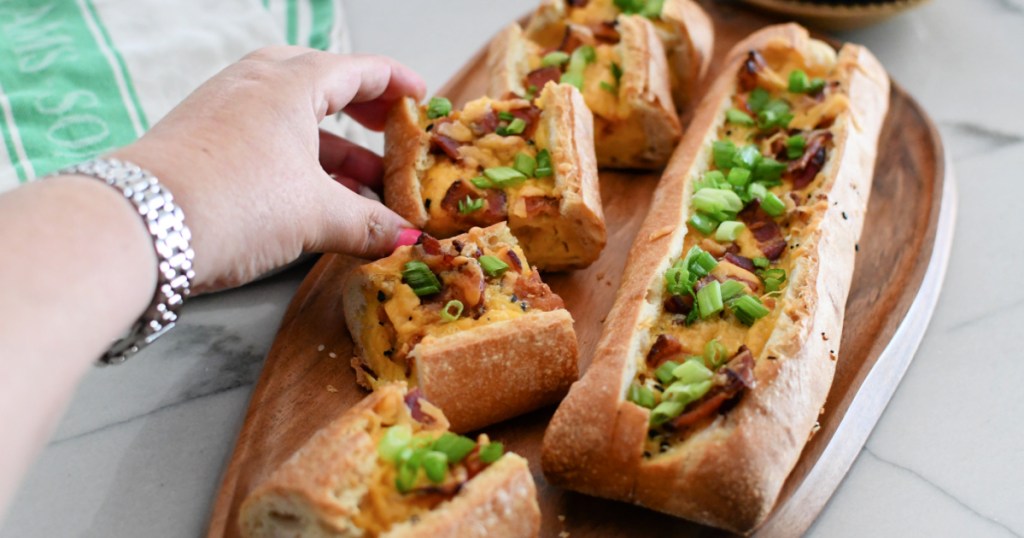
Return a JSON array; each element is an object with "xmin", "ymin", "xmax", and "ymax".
[
  {"xmin": 510, "ymin": 294, "xmax": 519, "ymax": 303},
  {"xmin": 377, "ymin": 290, "xmax": 386, "ymax": 302},
  {"xmin": 855, "ymin": 243, "xmax": 860, "ymax": 252},
  {"xmin": 841, "ymin": 211, "xmax": 848, "ymax": 220},
  {"xmin": 520, "ymin": 302, "xmax": 528, "ymax": 312}
]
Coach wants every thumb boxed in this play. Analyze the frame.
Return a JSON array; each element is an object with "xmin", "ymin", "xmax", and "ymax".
[{"xmin": 311, "ymin": 179, "xmax": 418, "ymax": 259}]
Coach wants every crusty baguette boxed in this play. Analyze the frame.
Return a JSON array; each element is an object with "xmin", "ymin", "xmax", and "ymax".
[
  {"xmin": 382, "ymin": 84, "xmax": 606, "ymax": 271},
  {"xmin": 523, "ymin": 0, "xmax": 713, "ymax": 112},
  {"xmin": 489, "ymin": 16, "xmax": 681, "ymax": 169},
  {"xmin": 540, "ymin": 24, "xmax": 889, "ymax": 533},
  {"xmin": 343, "ymin": 223, "xmax": 579, "ymax": 433},
  {"xmin": 239, "ymin": 384, "xmax": 540, "ymax": 537}
]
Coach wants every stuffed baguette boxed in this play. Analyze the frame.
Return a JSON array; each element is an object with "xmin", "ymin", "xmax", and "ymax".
[
  {"xmin": 540, "ymin": 24, "xmax": 889, "ymax": 533},
  {"xmin": 487, "ymin": 12, "xmax": 682, "ymax": 169},
  {"xmin": 344, "ymin": 222, "xmax": 578, "ymax": 433},
  {"xmin": 239, "ymin": 383, "xmax": 540, "ymax": 537},
  {"xmin": 524, "ymin": 0, "xmax": 713, "ymax": 111},
  {"xmin": 383, "ymin": 84, "xmax": 606, "ymax": 271}
]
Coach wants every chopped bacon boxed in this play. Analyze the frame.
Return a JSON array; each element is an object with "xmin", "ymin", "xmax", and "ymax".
[
  {"xmin": 739, "ymin": 201, "xmax": 787, "ymax": 260},
  {"xmin": 525, "ymin": 66, "xmax": 562, "ymax": 95},
  {"xmin": 556, "ymin": 25, "xmax": 586, "ymax": 53},
  {"xmin": 669, "ymin": 392, "xmax": 732, "ymax": 428},
  {"xmin": 470, "ymin": 108, "xmax": 499, "ymax": 136},
  {"xmin": 418, "ymin": 234, "xmax": 442, "ymax": 256},
  {"xmin": 588, "ymin": 21, "xmax": 620, "ymax": 44},
  {"xmin": 439, "ymin": 180, "xmax": 507, "ymax": 227},
  {"xmin": 722, "ymin": 346, "xmax": 756, "ymax": 391},
  {"xmin": 524, "ymin": 196, "xmax": 560, "ymax": 218},
  {"xmin": 509, "ymin": 104, "xmax": 542, "ymax": 139},
  {"xmin": 504, "ymin": 248, "xmax": 523, "ymax": 272},
  {"xmin": 669, "ymin": 347, "xmax": 756, "ymax": 428},
  {"xmin": 404, "ymin": 388, "xmax": 435, "ymax": 425},
  {"xmin": 513, "ymin": 270, "xmax": 565, "ymax": 312},
  {"xmin": 693, "ymin": 274, "xmax": 718, "ymax": 292},
  {"xmin": 738, "ymin": 50, "xmax": 767, "ymax": 92},
  {"xmin": 646, "ymin": 334, "xmax": 685, "ymax": 369},
  {"xmin": 786, "ymin": 131, "xmax": 831, "ymax": 190},
  {"xmin": 664, "ymin": 294, "xmax": 694, "ymax": 316},
  {"xmin": 567, "ymin": 0, "xmax": 588, "ymax": 6},
  {"xmin": 723, "ymin": 252, "xmax": 756, "ymax": 272},
  {"xmin": 429, "ymin": 133, "xmax": 463, "ymax": 161}
]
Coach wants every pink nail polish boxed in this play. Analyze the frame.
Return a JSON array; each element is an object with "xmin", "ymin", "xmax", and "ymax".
[{"xmin": 393, "ymin": 228, "xmax": 422, "ymax": 250}]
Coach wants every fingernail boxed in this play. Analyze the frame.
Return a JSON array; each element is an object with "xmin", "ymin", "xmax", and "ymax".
[{"xmin": 393, "ymin": 228, "xmax": 422, "ymax": 250}]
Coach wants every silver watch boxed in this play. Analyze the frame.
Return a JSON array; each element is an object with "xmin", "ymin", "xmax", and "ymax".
[{"xmin": 59, "ymin": 158, "xmax": 196, "ymax": 365}]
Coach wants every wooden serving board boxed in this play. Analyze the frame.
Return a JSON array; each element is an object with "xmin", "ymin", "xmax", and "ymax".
[{"xmin": 207, "ymin": 2, "xmax": 954, "ymax": 536}]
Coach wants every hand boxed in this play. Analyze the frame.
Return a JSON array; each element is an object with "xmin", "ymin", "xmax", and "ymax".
[{"xmin": 112, "ymin": 47, "xmax": 426, "ymax": 293}]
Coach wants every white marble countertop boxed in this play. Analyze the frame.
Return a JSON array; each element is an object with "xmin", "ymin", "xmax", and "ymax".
[{"xmin": 3, "ymin": 0, "xmax": 1023, "ymax": 536}]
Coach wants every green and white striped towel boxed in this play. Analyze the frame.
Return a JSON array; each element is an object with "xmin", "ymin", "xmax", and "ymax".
[{"xmin": 0, "ymin": 0, "xmax": 356, "ymax": 193}]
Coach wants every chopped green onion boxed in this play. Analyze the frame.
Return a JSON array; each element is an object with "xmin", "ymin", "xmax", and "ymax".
[
  {"xmin": 471, "ymin": 176, "xmax": 495, "ymax": 189},
  {"xmin": 535, "ymin": 149, "xmax": 553, "ymax": 177},
  {"xmin": 642, "ymin": 0, "xmax": 666, "ymax": 18},
  {"xmin": 726, "ymin": 108, "xmax": 755, "ymax": 126},
  {"xmin": 663, "ymin": 379, "xmax": 712, "ymax": 406},
  {"xmin": 498, "ymin": 111, "xmax": 515, "ymax": 122},
  {"xmin": 458, "ymin": 196, "xmax": 484, "ymax": 214},
  {"xmin": 627, "ymin": 383, "xmax": 656, "ymax": 409},
  {"xmin": 759, "ymin": 267, "xmax": 787, "ymax": 292},
  {"xmin": 761, "ymin": 192, "xmax": 786, "ymax": 217},
  {"xmin": 561, "ymin": 45, "xmax": 596, "ymax": 90},
  {"xmin": 396, "ymin": 459, "xmax": 419, "ymax": 493},
  {"xmin": 665, "ymin": 262, "xmax": 690, "ymax": 296},
  {"xmin": 650, "ymin": 400, "xmax": 685, "ymax": 426},
  {"xmin": 426, "ymin": 97, "xmax": 452, "ymax": 119},
  {"xmin": 747, "ymin": 88, "xmax": 770, "ymax": 113},
  {"xmin": 692, "ymin": 188, "xmax": 743, "ymax": 219},
  {"xmin": 720, "ymin": 279, "xmax": 746, "ymax": 301},
  {"xmin": 753, "ymin": 257, "xmax": 770, "ymax": 269},
  {"xmin": 712, "ymin": 140, "xmax": 737, "ymax": 169},
  {"xmin": 431, "ymin": 432, "xmax": 476, "ymax": 463},
  {"xmin": 441, "ymin": 300, "xmax": 464, "ymax": 322},
  {"xmin": 786, "ymin": 135, "xmax": 806, "ymax": 160},
  {"xmin": 731, "ymin": 294, "xmax": 771, "ymax": 325},
  {"xmin": 672, "ymin": 359, "xmax": 713, "ymax": 385},
  {"xmin": 752, "ymin": 157, "xmax": 786, "ymax": 184},
  {"xmin": 788, "ymin": 70, "xmax": 810, "ymax": 93},
  {"xmin": 689, "ymin": 249, "xmax": 719, "ymax": 276},
  {"xmin": 747, "ymin": 182, "xmax": 768, "ymax": 202},
  {"xmin": 514, "ymin": 152, "xmax": 537, "ymax": 177},
  {"xmin": 479, "ymin": 255, "xmax": 509, "ymax": 278},
  {"xmin": 732, "ymin": 144, "xmax": 762, "ymax": 170},
  {"xmin": 501, "ymin": 117, "xmax": 527, "ymax": 136},
  {"xmin": 479, "ymin": 442, "xmax": 504, "ymax": 463},
  {"xmin": 694, "ymin": 170, "xmax": 727, "ymax": 192},
  {"xmin": 611, "ymin": 62, "xmax": 624, "ymax": 84},
  {"xmin": 600, "ymin": 81, "xmax": 617, "ymax": 94},
  {"xmin": 758, "ymin": 99, "xmax": 793, "ymax": 130},
  {"xmin": 541, "ymin": 51, "xmax": 571, "ymax": 67},
  {"xmin": 483, "ymin": 166, "xmax": 527, "ymax": 187},
  {"xmin": 402, "ymin": 261, "xmax": 441, "ymax": 296},
  {"xmin": 703, "ymin": 339, "xmax": 728, "ymax": 368},
  {"xmin": 524, "ymin": 85, "xmax": 538, "ymax": 100},
  {"xmin": 726, "ymin": 167, "xmax": 752, "ymax": 187},
  {"xmin": 655, "ymin": 360, "xmax": 680, "ymax": 385},
  {"xmin": 422, "ymin": 451, "xmax": 448, "ymax": 483},
  {"xmin": 715, "ymin": 220, "xmax": 745, "ymax": 242},
  {"xmin": 808, "ymin": 78, "xmax": 827, "ymax": 94},
  {"xmin": 378, "ymin": 425, "xmax": 413, "ymax": 462},
  {"xmin": 689, "ymin": 213, "xmax": 717, "ymax": 235},
  {"xmin": 696, "ymin": 280, "xmax": 723, "ymax": 318}
]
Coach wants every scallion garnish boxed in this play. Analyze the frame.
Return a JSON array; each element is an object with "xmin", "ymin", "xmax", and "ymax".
[
  {"xmin": 703, "ymin": 339, "xmax": 728, "ymax": 368},
  {"xmin": 458, "ymin": 196, "xmax": 484, "ymax": 214},
  {"xmin": 726, "ymin": 108, "xmax": 755, "ymax": 126},
  {"xmin": 663, "ymin": 379, "xmax": 712, "ymax": 406},
  {"xmin": 727, "ymin": 167, "xmax": 752, "ymax": 187},
  {"xmin": 627, "ymin": 383, "xmax": 656, "ymax": 409},
  {"xmin": 696, "ymin": 280, "xmax": 723, "ymax": 318},
  {"xmin": 535, "ymin": 149, "xmax": 553, "ymax": 177},
  {"xmin": 498, "ymin": 111, "xmax": 515, "ymax": 122},
  {"xmin": 690, "ymin": 249, "xmax": 718, "ymax": 276},
  {"xmin": 720, "ymin": 279, "xmax": 745, "ymax": 301},
  {"xmin": 788, "ymin": 70, "xmax": 810, "ymax": 93},
  {"xmin": 672, "ymin": 359, "xmax": 713, "ymax": 385},
  {"xmin": 402, "ymin": 261, "xmax": 441, "ymax": 296},
  {"xmin": 732, "ymin": 144, "xmax": 762, "ymax": 170},
  {"xmin": 514, "ymin": 152, "xmax": 537, "ymax": 177},
  {"xmin": 378, "ymin": 425, "xmax": 413, "ymax": 462},
  {"xmin": 808, "ymin": 78, "xmax": 827, "ymax": 94},
  {"xmin": 426, "ymin": 97, "xmax": 452, "ymax": 119},
  {"xmin": 600, "ymin": 81, "xmax": 617, "ymax": 94},
  {"xmin": 655, "ymin": 360, "xmax": 680, "ymax": 385},
  {"xmin": 541, "ymin": 51, "xmax": 571, "ymax": 68},
  {"xmin": 422, "ymin": 451, "xmax": 448, "ymax": 484},
  {"xmin": 479, "ymin": 442, "xmax": 504, "ymax": 463},
  {"xmin": 560, "ymin": 45, "xmax": 596, "ymax": 90},
  {"xmin": 786, "ymin": 135, "xmax": 806, "ymax": 160},
  {"xmin": 501, "ymin": 117, "xmax": 527, "ymax": 136},
  {"xmin": 483, "ymin": 166, "xmax": 528, "ymax": 187},
  {"xmin": 748, "ymin": 88, "xmax": 770, "ymax": 113},
  {"xmin": 396, "ymin": 459, "xmax": 418, "ymax": 493},
  {"xmin": 478, "ymin": 255, "xmax": 509, "ymax": 278},
  {"xmin": 692, "ymin": 188, "xmax": 743, "ymax": 220},
  {"xmin": 712, "ymin": 140, "xmax": 737, "ymax": 169},
  {"xmin": 689, "ymin": 213, "xmax": 717, "ymax": 235},
  {"xmin": 431, "ymin": 432, "xmax": 476, "ymax": 463},
  {"xmin": 760, "ymin": 192, "xmax": 786, "ymax": 217},
  {"xmin": 665, "ymin": 262, "xmax": 690, "ymax": 296},
  {"xmin": 715, "ymin": 220, "xmax": 745, "ymax": 242},
  {"xmin": 759, "ymin": 267, "xmax": 787, "ymax": 292},
  {"xmin": 747, "ymin": 182, "xmax": 768, "ymax": 202},
  {"xmin": 753, "ymin": 257, "xmax": 770, "ymax": 269},
  {"xmin": 611, "ymin": 62, "xmax": 624, "ymax": 84},
  {"xmin": 752, "ymin": 157, "xmax": 786, "ymax": 184},
  {"xmin": 471, "ymin": 176, "xmax": 495, "ymax": 189},
  {"xmin": 757, "ymin": 99, "xmax": 794, "ymax": 130},
  {"xmin": 731, "ymin": 294, "xmax": 771, "ymax": 325},
  {"xmin": 650, "ymin": 400, "xmax": 684, "ymax": 426},
  {"xmin": 441, "ymin": 300, "xmax": 464, "ymax": 322}
]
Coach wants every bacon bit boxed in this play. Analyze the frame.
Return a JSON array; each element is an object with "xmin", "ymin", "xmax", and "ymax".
[
  {"xmin": 669, "ymin": 347, "xmax": 756, "ymax": 428},
  {"xmin": 452, "ymin": 239, "xmax": 465, "ymax": 253},
  {"xmin": 723, "ymin": 252, "xmax": 756, "ymax": 272},
  {"xmin": 567, "ymin": 0, "xmax": 588, "ymax": 6},
  {"xmin": 693, "ymin": 274, "xmax": 718, "ymax": 292},
  {"xmin": 789, "ymin": 191, "xmax": 803, "ymax": 206},
  {"xmin": 786, "ymin": 132, "xmax": 832, "ymax": 190},
  {"xmin": 670, "ymin": 392, "xmax": 732, "ymax": 428},
  {"xmin": 646, "ymin": 334, "xmax": 685, "ymax": 368},
  {"xmin": 429, "ymin": 133, "xmax": 463, "ymax": 161},
  {"xmin": 524, "ymin": 196, "xmax": 560, "ymax": 218},
  {"xmin": 738, "ymin": 50, "xmax": 767, "ymax": 92},
  {"xmin": 739, "ymin": 201, "xmax": 787, "ymax": 260},
  {"xmin": 556, "ymin": 25, "xmax": 586, "ymax": 53},
  {"xmin": 440, "ymin": 180, "xmax": 507, "ymax": 227},
  {"xmin": 504, "ymin": 248, "xmax": 523, "ymax": 272},
  {"xmin": 525, "ymin": 66, "xmax": 562, "ymax": 96},
  {"xmin": 513, "ymin": 270, "xmax": 565, "ymax": 312},
  {"xmin": 722, "ymin": 346, "xmax": 756, "ymax": 391},
  {"xmin": 418, "ymin": 234, "xmax": 443, "ymax": 256},
  {"xmin": 588, "ymin": 21, "xmax": 620, "ymax": 44},
  {"xmin": 663, "ymin": 294, "xmax": 694, "ymax": 316},
  {"xmin": 509, "ymin": 104, "xmax": 542, "ymax": 138},
  {"xmin": 725, "ymin": 243, "xmax": 740, "ymax": 255},
  {"xmin": 470, "ymin": 108, "xmax": 499, "ymax": 136},
  {"xmin": 404, "ymin": 388, "xmax": 435, "ymax": 424}
]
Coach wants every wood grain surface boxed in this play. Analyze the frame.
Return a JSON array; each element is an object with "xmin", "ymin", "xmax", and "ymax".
[{"xmin": 206, "ymin": 2, "xmax": 951, "ymax": 536}]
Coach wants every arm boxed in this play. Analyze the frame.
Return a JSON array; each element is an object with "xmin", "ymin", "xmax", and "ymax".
[{"xmin": 0, "ymin": 47, "xmax": 426, "ymax": 512}]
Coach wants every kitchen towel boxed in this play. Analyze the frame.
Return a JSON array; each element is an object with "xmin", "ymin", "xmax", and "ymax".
[{"xmin": 0, "ymin": 0, "xmax": 355, "ymax": 193}]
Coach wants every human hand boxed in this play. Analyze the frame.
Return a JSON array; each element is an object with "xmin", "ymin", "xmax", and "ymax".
[{"xmin": 112, "ymin": 47, "xmax": 426, "ymax": 293}]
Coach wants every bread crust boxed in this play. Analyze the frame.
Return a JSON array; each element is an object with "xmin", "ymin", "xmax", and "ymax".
[
  {"xmin": 343, "ymin": 223, "xmax": 580, "ymax": 434},
  {"xmin": 660, "ymin": 0, "xmax": 714, "ymax": 109},
  {"xmin": 239, "ymin": 385, "xmax": 540, "ymax": 537},
  {"xmin": 541, "ymin": 23, "xmax": 889, "ymax": 533},
  {"xmin": 383, "ymin": 98, "xmax": 431, "ymax": 229}
]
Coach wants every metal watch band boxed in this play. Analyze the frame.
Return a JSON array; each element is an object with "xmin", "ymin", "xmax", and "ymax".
[{"xmin": 58, "ymin": 158, "xmax": 196, "ymax": 365}]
